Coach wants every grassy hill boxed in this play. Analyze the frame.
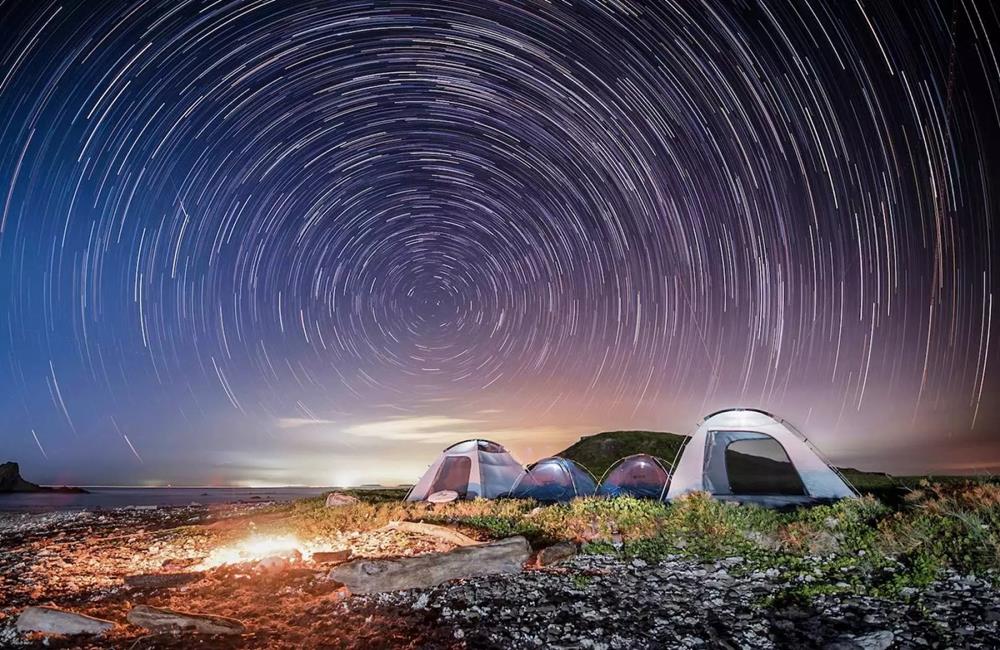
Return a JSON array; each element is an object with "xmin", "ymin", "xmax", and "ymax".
[{"xmin": 558, "ymin": 430, "xmax": 687, "ymax": 479}]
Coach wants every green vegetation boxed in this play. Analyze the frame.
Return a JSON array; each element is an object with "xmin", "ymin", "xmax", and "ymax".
[
  {"xmin": 559, "ymin": 430, "xmax": 687, "ymax": 477},
  {"xmin": 264, "ymin": 431, "xmax": 999, "ymax": 604},
  {"xmin": 273, "ymin": 478, "xmax": 1000, "ymax": 603}
]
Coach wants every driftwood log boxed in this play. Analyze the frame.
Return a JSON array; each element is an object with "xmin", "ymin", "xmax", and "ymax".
[
  {"xmin": 384, "ymin": 520, "xmax": 479, "ymax": 546},
  {"xmin": 329, "ymin": 536, "xmax": 530, "ymax": 594}
]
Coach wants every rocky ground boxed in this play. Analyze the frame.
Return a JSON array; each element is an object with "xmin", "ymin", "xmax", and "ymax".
[
  {"xmin": 1, "ymin": 505, "xmax": 999, "ymax": 649},
  {"xmin": 0, "ymin": 504, "xmax": 453, "ymax": 649},
  {"xmin": 363, "ymin": 554, "xmax": 1000, "ymax": 649}
]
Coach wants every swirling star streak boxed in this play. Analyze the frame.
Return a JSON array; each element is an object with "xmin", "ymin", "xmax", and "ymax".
[{"xmin": 0, "ymin": 0, "xmax": 998, "ymax": 485}]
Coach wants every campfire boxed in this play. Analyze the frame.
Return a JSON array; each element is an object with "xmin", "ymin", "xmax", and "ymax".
[{"xmin": 195, "ymin": 534, "xmax": 316, "ymax": 570}]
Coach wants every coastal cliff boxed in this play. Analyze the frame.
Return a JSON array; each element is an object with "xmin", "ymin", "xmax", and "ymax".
[{"xmin": 0, "ymin": 462, "xmax": 87, "ymax": 493}]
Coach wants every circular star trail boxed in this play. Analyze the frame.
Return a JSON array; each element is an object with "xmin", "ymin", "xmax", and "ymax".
[{"xmin": 0, "ymin": 0, "xmax": 998, "ymax": 478}]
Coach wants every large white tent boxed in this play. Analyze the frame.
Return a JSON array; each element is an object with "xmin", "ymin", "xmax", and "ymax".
[
  {"xmin": 666, "ymin": 408, "xmax": 857, "ymax": 507},
  {"xmin": 406, "ymin": 439, "xmax": 524, "ymax": 501}
]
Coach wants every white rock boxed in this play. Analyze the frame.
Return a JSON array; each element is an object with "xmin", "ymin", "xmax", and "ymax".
[
  {"xmin": 825, "ymin": 630, "xmax": 894, "ymax": 650},
  {"xmin": 126, "ymin": 604, "xmax": 246, "ymax": 635},
  {"xmin": 16, "ymin": 606, "xmax": 115, "ymax": 636},
  {"xmin": 325, "ymin": 492, "xmax": 360, "ymax": 508},
  {"xmin": 426, "ymin": 490, "xmax": 459, "ymax": 504}
]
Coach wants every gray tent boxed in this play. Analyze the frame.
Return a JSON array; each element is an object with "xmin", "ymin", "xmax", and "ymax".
[{"xmin": 406, "ymin": 439, "xmax": 523, "ymax": 501}]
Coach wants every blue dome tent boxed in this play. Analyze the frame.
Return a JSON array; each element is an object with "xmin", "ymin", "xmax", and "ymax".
[
  {"xmin": 596, "ymin": 454, "xmax": 672, "ymax": 501},
  {"xmin": 508, "ymin": 457, "xmax": 597, "ymax": 502}
]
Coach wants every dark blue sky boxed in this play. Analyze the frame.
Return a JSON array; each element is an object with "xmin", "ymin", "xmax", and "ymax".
[{"xmin": 1, "ymin": 0, "xmax": 998, "ymax": 486}]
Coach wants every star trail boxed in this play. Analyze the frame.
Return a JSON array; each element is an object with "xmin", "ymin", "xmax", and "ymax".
[{"xmin": 1, "ymin": 0, "xmax": 998, "ymax": 486}]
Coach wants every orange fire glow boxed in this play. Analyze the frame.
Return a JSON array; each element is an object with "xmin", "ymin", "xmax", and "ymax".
[{"xmin": 194, "ymin": 534, "xmax": 315, "ymax": 570}]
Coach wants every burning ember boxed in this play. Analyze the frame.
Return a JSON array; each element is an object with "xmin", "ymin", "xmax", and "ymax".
[{"xmin": 195, "ymin": 534, "xmax": 315, "ymax": 570}]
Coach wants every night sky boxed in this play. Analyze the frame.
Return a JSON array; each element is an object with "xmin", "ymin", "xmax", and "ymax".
[{"xmin": 1, "ymin": 0, "xmax": 998, "ymax": 487}]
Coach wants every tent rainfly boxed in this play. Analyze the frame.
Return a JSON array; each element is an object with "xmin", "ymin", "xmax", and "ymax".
[
  {"xmin": 596, "ymin": 454, "xmax": 672, "ymax": 501},
  {"xmin": 666, "ymin": 408, "xmax": 858, "ymax": 507},
  {"xmin": 406, "ymin": 439, "xmax": 523, "ymax": 502},
  {"xmin": 508, "ymin": 456, "xmax": 597, "ymax": 502}
]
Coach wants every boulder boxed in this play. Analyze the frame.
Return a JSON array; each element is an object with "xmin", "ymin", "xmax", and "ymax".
[
  {"xmin": 325, "ymin": 492, "xmax": 359, "ymax": 508},
  {"xmin": 536, "ymin": 541, "xmax": 578, "ymax": 566},
  {"xmin": 16, "ymin": 606, "xmax": 115, "ymax": 636},
  {"xmin": 385, "ymin": 521, "xmax": 479, "ymax": 546},
  {"xmin": 126, "ymin": 604, "xmax": 246, "ymax": 635},
  {"xmin": 329, "ymin": 536, "xmax": 530, "ymax": 594}
]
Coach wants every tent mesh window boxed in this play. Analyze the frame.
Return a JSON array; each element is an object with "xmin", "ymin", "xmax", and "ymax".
[
  {"xmin": 724, "ymin": 438, "xmax": 806, "ymax": 496},
  {"xmin": 430, "ymin": 456, "xmax": 472, "ymax": 498}
]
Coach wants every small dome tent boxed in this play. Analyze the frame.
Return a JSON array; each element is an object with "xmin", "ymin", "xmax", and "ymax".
[
  {"xmin": 596, "ymin": 454, "xmax": 672, "ymax": 500},
  {"xmin": 508, "ymin": 457, "xmax": 597, "ymax": 502},
  {"xmin": 406, "ymin": 439, "xmax": 523, "ymax": 502},
  {"xmin": 666, "ymin": 408, "xmax": 857, "ymax": 507}
]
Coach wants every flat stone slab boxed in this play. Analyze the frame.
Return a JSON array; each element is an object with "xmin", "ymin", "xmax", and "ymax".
[
  {"xmin": 16, "ymin": 606, "xmax": 116, "ymax": 636},
  {"xmin": 126, "ymin": 604, "xmax": 246, "ymax": 635},
  {"xmin": 330, "ymin": 536, "xmax": 530, "ymax": 594}
]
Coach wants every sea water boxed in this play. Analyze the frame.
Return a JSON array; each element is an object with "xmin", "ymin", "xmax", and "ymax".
[{"xmin": 0, "ymin": 486, "xmax": 336, "ymax": 512}]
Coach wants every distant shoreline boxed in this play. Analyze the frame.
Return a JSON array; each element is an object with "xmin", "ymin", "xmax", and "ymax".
[{"xmin": 0, "ymin": 485, "xmax": 338, "ymax": 514}]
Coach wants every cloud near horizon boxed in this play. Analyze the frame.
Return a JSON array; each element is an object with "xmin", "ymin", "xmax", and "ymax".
[{"xmin": 276, "ymin": 413, "xmax": 582, "ymax": 448}]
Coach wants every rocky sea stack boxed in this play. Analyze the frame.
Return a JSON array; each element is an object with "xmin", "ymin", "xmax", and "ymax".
[{"xmin": 0, "ymin": 461, "xmax": 87, "ymax": 493}]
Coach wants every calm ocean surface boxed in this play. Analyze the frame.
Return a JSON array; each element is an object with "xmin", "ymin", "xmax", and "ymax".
[{"xmin": 0, "ymin": 486, "xmax": 337, "ymax": 513}]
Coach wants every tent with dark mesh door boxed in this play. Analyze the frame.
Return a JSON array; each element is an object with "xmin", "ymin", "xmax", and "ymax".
[{"xmin": 666, "ymin": 408, "xmax": 857, "ymax": 507}]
